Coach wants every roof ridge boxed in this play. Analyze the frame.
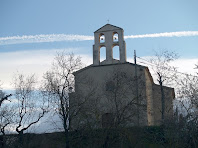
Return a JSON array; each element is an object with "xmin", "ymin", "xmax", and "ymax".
[{"xmin": 94, "ymin": 24, "xmax": 123, "ymax": 33}]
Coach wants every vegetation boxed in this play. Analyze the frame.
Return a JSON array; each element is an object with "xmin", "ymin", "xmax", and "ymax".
[
  {"xmin": 0, "ymin": 51, "xmax": 197, "ymax": 148},
  {"xmin": 42, "ymin": 52, "xmax": 82, "ymax": 148},
  {"xmin": 1, "ymin": 125, "xmax": 197, "ymax": 148},
  {"xmin": 149, "ymin": 50, "xmax": 178, "ymax": 120}
]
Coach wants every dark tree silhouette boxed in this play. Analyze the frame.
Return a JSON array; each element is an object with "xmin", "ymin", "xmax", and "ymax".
[
  {"xmin": 149, "ymin": 50, "xmax": 178, "ymax": 121},
  {"xmin": 13, "ymin": 74, "xmax": 48, "ymax": 148},
  {"xmin": 43, "ymin": 52, "xmax": 82, "ymax": 148}
]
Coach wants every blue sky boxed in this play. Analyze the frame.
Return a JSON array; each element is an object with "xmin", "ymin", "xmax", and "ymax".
[{"xmin": 1, "ymin": 0, "xmax": 198, "ymax": 89}]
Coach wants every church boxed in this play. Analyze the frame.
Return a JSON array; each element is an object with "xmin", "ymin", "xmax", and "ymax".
[{"xmin": 69, "ymin": 24, "xmax": 175, "ymax": 130}]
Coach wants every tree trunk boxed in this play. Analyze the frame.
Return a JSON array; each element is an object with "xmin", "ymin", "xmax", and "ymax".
[
  {"xmin": 60, "ymin": 96, "xmax": 70, "ymax": 148},
  {"xmin": 63, "ymin": 114, "xmax": 70, "ymax": 148},
  {"xmin": 65, "ymin": 128, "xmax": 70, "ymax": 148},
  {"xmin": 18, "ymin": 131, "xmax": 24, "ymax": 148},
  {"xmin": 2, "ymin": 135, "xmax": 6, "ymax": 148},
  {"xmin": 159, "ymin": 75, "xmax": 165, "ymax": 121},
  {"xmin": 0, "ymin": 130, "xmax": 6, "ymax": 148},
  {"xmin": 0, "ymin": 135, "xmax": 4, "ymax": 148}
]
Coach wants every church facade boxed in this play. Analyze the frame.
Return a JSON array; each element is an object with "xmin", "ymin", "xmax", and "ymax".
[{"xmin": 69, "ymin": 24, "xmax": 175, "ymax": 130}]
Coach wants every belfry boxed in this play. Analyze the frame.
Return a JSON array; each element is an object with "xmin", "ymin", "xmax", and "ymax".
[{"xmin": 93, "ymin": 24, "xmax": 126, "ymax": 65}]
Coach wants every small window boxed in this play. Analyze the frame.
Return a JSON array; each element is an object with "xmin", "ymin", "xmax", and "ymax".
[
  {"xmin": 113, "ymin": 33, "xmax": 118, "ymax": 42},
  {"xmin": 118, "ymin": 72, "xmax": 127, "ymax": 78},
  {"xmin": 102, "ymin": 113, "xmax": 114, "ymax": 128},
  {"xmin": 100, "ymin": 34, "xmax": 105, "ymax": 43},
  {"xmin": 106, "ymin": 81, "xmax": 115, "ymax": 91}
]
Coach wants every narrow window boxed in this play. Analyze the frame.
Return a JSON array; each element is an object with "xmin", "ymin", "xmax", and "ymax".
[
  {"xmin": 102, "ymin": 113, "xmax": 114, "ymax": 128},
  {"xmin": 106, "ymin": 81, "xmax": 115, "ymax": 91},
  {"xmin": 113, "ymin": 45, "xmax": 119, "ymax": 60},
  {"xmin": 113, "ymin": 33, "xmax": 118, "ymax": 42},
  {"xmin": 99, "ymin": 34, "xmax": 105, "ymax": 43},
  {"xmin": 100, "ymin": 46, "xmax": 106, "ymax": 62}
]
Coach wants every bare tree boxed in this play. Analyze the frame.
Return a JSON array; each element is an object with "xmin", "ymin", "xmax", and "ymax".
[
  {"xmin": 0, "ymin": 104, "xmax": 15, "ymax": 148},
  {"xmin": 13, "ymin": 74, "xmax": 48, "ymax": 148},
  {"xmin": 0, "ymin": 93, "xmax": 12, "ymax": 108},
  {"xmin": 0, "ymin": 84, "xmax": 14, "ymax": 148},
  {"xmin": 149, "ymin": 50, "xmax": 178, "ymax": 121},
  {"xmin": 69, "ymin": 75, "xmax": 100, "ymax": 130},
  {"xmin": 103, "ymin": 68, "xmax": 146, "ymax": 128},
  {"xmin": 42, "ymin": 52, "xmax": 83, "ymax": 148},
  {"xmin": 0, "ymin": 82, "xmax": 12, "ymax": 107},
  {"xmin": 176, "ymin": 70, "xmax": 198, "ymax": 147}
]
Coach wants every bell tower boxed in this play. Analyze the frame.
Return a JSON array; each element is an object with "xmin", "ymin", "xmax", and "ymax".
[{"xmin": 93, "ymin": 24, "xmax": 126, "ymax": 65}]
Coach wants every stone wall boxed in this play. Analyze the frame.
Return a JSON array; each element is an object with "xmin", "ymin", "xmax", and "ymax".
[
  {"xmin": 70, "ymin": 63, "xmax": 148, "ymax": 129},
  {"xmin": 70, "ymin": 63, "xmax": 175, "ymax": 129},
  {"xmin": 152, "ymin": 84, "xmax": 174, "ymax": 125}
]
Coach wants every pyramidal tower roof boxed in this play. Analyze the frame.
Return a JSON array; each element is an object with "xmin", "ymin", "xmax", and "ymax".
[{"xmin": 94, "ymin": 24, "xmax": 123, "ymax": 33}]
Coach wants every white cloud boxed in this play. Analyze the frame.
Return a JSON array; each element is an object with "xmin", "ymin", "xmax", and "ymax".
[
  {"xmin": 133, "ymin": 56, "xmax": 198, "ymax": 75},
  {"xmin": 1, "ymin": 31, "xmax": 198, "ymax": 45},
  {"xmin": 0, "ymin": 48, "xmax": 197, "ymax": 90},
  {"xmin": 170, "ymin": 58, "xmax": 198, "ymax": 74},
  {"xmin": 0, "ymin": 48, "xmax": 88, "ymax": 89},
  {"xmin": 130, "ymin": 56, "xmax": 198, "ymax": 85}
]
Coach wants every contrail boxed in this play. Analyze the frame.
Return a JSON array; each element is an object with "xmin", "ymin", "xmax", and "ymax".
[
  {"xmin": 0, "ymin": 31, "xmax": 198, "ymax": 45},
  {"xmin": 125, "ymin": 31, "xmax": 198, "ymax": 39},
  {"xmin": 0, "ymin": 34, "xmax": 94, "ymax": 45}
]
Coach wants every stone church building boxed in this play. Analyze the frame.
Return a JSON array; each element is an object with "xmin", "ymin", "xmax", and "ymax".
[{"xmin": 70, "ymin": 24, "xmax": 175, "ymax": 129}]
